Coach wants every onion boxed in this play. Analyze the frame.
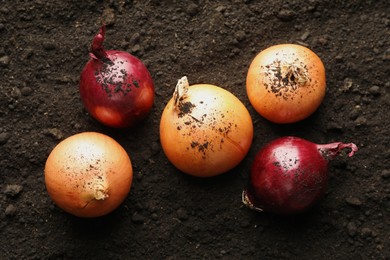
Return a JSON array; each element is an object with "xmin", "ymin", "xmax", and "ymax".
[
  {"xmin": 242, "ymin": 136, "xmax": 358, "ymax": 215},
  {"xmin": 44, "ymin": 132, "xmax": 133, "ymax": 217},
  {"xmin": 160, "ymin": 76, "xmax": 253, "ymax": 177},
  {"xmin": 246, "ymin": 44, "xmax": 326, "ymax": 124},
  {"xmin": 79, "ymin": 25, "xmax": 154, "ymax": 128}
]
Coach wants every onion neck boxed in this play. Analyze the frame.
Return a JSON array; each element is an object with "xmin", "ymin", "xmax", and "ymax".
[
  {"xmin": 242, "ymin": 189, "xmax": 263, "ymax": 212},
  {"xmin": 281, "ymin": 63, "xmax": 308, "ymax": 86},
  {"xmin": 317, "ymin": 142, "xmax": 358, "ymax": 160},
  {"xmin": 173, "ymin": 76, "xmax": 190, "ymax": 110},
  {"xmin": 81, "ymin": 181, "xmax": 109, "ymax": 207},
  {"xmin": 90, "ymin": 25, "xmax": 110, "ymax": 62},
  {"xmin": 93, "ymin": 183, "xmax": 109, "ymax": 200}
]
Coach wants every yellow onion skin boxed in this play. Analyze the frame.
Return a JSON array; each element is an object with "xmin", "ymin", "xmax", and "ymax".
[
  {"xmin": 44, "ymin": 132, "xmax": 133, "ymax": 217},
  {"xmin": 160, "ymin": 78, "xmax": 253, "ymax": 177},
  {"xmin": 246, "ymin": 44, "xmax": 326, "ymax": 124}
]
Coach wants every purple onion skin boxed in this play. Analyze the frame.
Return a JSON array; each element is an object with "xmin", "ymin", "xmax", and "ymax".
[
  {"xmin": 79, "ymin": 25, "xmax": 154, "ymax": 128},
  {"xmin": 243, "ymin": 136, "xmax": 358, "ymax": 215}
]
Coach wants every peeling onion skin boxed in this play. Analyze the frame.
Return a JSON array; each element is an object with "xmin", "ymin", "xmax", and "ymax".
[
  {"xmin": 79, "ymin": 25, "xmax": 154, "ymax": 128},
  {"xmin": 160, "ymin": 77, "xmax": 254, "ymax": 177},
  {"xmin": 246, "ymin": 44, "xmax": 326, "ymax": 124},
  {"xmin": 44, "ymin": 132, "xmax": 133, "ymax": 218},
  {"xmin": 242, "ymin": 136, "xmax": 358, "ymax": 215}
]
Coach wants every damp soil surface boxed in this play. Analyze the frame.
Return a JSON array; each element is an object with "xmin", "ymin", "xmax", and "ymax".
[{"xmin": 1, "ymin": 1, "xmax": 390, "ymax": 259}]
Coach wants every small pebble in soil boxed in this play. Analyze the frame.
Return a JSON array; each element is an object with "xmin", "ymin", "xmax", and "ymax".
[
  {"xmin": 300, "ymin": 31, "xmax": 310, "ymax": 41},
  {"xmin": 44, "ymin": 128, "xmax": 64, "ymax": 140},
  {"xmin": 360, "ymin": 227, "xmax": 373, "ymax": 238},
  {"xmin": 186, "ymin": 3, "xmax": 199, "ymax": 16},
  {"xmin": 42, "ymin": 41, "xmax": 56, "ymax": 51},
  {"xmin": 347, "ymin": 222, "xmax": 357, "ymax": 237},
  {"xmin": 326, "ymin": 121, "xmax": 343, "ymax": 132},
  {"xmin": 151, "ymin": 141, "xmax": 160, "ymax": 155},
  {"xmin": 0, "ymin": 132, "xmax": 10, "ymax": 145},
  {"xmin": 22, "ymin": 48, "xmax": 34, "ymax": 60},
  {"xmin": 20, "ymin": 87, "xmax": 33, "ymax": 96},
  {"xmin": 215, "ymin": 5, "xmax": 226, "ymax": 13},
  {"xmin": 240, "ymin": 219, "xmax": 251, "ymax": 228},
  {"xmin": 177, "ymin": 208, "xmax": 189, "ymax": 221},
  {"xmin": 381, "ymin": 170, "xmax": 390, "ymax": 179},
  {"xmin": 131, "ymin": 44, "xmax": 142, "ymax": 54},
  {"xmin": 151, "ymin": 213, "xmax": 158, "ymax": 221},
  {"xmin": 102, "ymin": 8, "xmax": 116, "ymax": 26},
  {"xmin": 130, "ymin": 32, "xmax": 140, "ymax": 45},
  {"xmin": 340, "ymin": 78, "xmax": 353, "ymax": 92},
  {"xmin": 345, "ymin": 197, "xmax": 362, "ymax": 207},
  {"xmin": 5, "ymin": 204, "xmax": 17, "ymax": 217},
  {"xmin": 131, "ymin": 212, "xmax": 145, "ymax": 224},
  {"xmin": 383, "ymin": 48, "xmax": 390, "ymax": 60},
  {"xmin": 354, "ymin": 116, "xmax": 367, "ymax": 126},
  {"xmin": 277, "ymin": 9, "xmax": 295, "ymax": 21},
  {"xmin": 383, "ymin": 93, "xmax": 390, "ymax": 106},
  {"xmin": 0, "ymin": 55, "xmax": 10, "ymax": 67},
  {"xmin": 3, "ymin": 184, "xmax": 23, "ymax": 197},
  {"xmin": 335, "ymin": 54, "xmax": 344, "ymax": 62},
  {"xmin": 368, "ymin": 86, "xmax": 380, "ymax": 96},
  {"xmin": 10, "ymin": 87, "xmax": 22, "ymax": 100},
  {"xmin": 234, "ymin": 30, "xmax": 246, "ymax": 42},
  {"xmin": 349, "ymin": 106, "xmax": 362, "ymax": 120},
  {"xmin": 135, "ymin": 172, "xmax": 143, "ymax": 181}
]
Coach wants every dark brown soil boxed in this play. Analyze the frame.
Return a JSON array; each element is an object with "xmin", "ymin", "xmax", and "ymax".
[{"xmin": 1, "ymin": 1, "xmax": 389, "ymax": 259}]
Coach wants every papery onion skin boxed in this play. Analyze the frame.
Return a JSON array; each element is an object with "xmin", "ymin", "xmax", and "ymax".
[
  {"xmin": 246, "ymin": 44, "xmax": 326, "ymax": 124},
  {"xmin": 44, "ymin": 132, "xmax": 133, "ymax": 217},
  {"xmin": 160, "ymin": 77, "xmax": 254, "ymax": 177},
  {"xmin": 242, "ymin": 136, "xmax": 358, "ymax": 215},
  {"xmin": 79, "ymin": 25, "xmax": 154, "ymax": 128}
]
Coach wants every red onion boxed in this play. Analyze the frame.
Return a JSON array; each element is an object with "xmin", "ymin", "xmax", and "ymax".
[
  {"xmin": 242, "ymin": 136, "xmax": 358, "ymax": 215},
  {"xmin": 79, "ymin": 25, "xmax": 154, "ymax": 128}
]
